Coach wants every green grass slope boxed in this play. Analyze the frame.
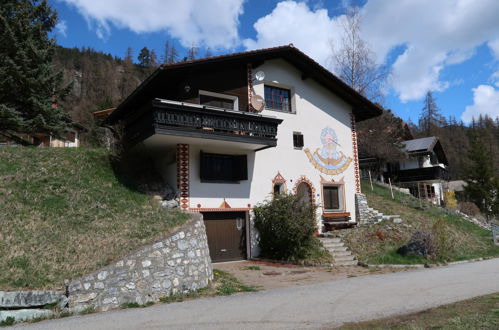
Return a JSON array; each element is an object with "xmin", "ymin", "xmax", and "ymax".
[
  {"xmin": 0, "ymin": 147, "xmax": 188, "ymax": 290},
  {"xmin": 343, "ymin": 180, "xmax": 499, "ymax": 264}
]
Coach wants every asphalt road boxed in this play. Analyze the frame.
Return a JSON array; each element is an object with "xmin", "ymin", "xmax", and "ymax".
[{"xmin": 16, "ymin": 258, "xmax": 499, "ymax": 330}]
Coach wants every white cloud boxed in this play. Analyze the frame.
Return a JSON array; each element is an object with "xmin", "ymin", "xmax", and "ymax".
[
  {"xmin": 243, "ymin": 1, "xmax": 343, "ymax": 68},
  {"xmin": 55, "ymin": 20, "xmax": 67, "ymax": 37},
  {"xmin": 462, "ymin": 85, "xmax": 499, "ymax": 123},
  {"xmin": 60, "ymin": 0, "xmax": 244, "ymax": 48},
  {"xmin": 492, "ymin": 71, "xmax": 499, "ymax": 87},
  {"xmin": 246, "ymin": 0, "xmax": 499, "ymax": 103},
  {"xmin": 489, "ymin": 39, "xmax": 499, "ymax": 60},
  {"xmin": 361, "ymin": 0, "xmax": 499, "ymax": 102}
]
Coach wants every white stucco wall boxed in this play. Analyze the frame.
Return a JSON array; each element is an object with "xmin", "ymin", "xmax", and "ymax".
[{"xmin": 188, "ymin": 59, "xmax": 358, "ymax": 233}]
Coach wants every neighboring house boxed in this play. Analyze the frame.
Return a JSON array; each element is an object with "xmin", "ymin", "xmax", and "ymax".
[
  {"xmin": 93, "ymin": 108, "xmax": 116, "ymax": 122},
  {"xmin": 362, "ymin": 136, "xmax": 450, "ymax": 205},
  {"xmin": 106, "ymin": 45, "xmax": 381, "ymax": 262},
  {"xmin": 0, "ymin": 122, "xmax": 85, "ymax": 148},
  {"xmin": 394, "ymin": 136, "xmax": 449, "ymax": 205}
]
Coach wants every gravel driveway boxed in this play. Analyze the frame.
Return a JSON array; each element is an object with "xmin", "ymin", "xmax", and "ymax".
[{"xmin": 15, "ymin": 258, "xmax": 499, "ymax": 330}]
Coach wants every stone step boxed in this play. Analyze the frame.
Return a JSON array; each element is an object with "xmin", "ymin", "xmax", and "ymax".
[
  {"xmin": 319, "ymin": 237, "xmax": 342, "ymax": 243},
  {"xmin": 382, "ymin": 215, "xmax": 400, "ymax": 219},
  {"xmin": 333, "ymin": 260, "xmax": 358, "ymax": 266},
  {"xmin": 333, "ymin": 254, "xmax": 355, "ymax": 261},
  {"xmin": 327, "ymin": 246, "xmax": 348, "ymax": 252},
  {"xmin": 330, "ymin": 251, "xmax": 352, "ymax": 257},
  {"xmin": 322, "ymin": 242, "xmax": 345, "ymax": 248}
]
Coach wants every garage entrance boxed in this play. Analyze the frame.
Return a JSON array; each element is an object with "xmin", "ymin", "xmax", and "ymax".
[{"xmin": 202, "ymin": 211, "xmax": 247, "ymax": 262}]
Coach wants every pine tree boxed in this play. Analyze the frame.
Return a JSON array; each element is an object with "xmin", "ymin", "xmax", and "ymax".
[
  {"xmin": 464, "ymin": 132, "xmax": 499, "ymax": 220},
  {"xmin": 161, "ymin": 41, "xmax": 179, "ymax": 64},
  {"xmin": 137, "ymin": 47, "xmax": 151, "ymax": 67},
  {"xmin": 0, "ymin": 0, "xmax": 70, "ymax": 136},
  {"xmin": 418, "ymin": 91, "xmax": 446, "ymax": 136}
]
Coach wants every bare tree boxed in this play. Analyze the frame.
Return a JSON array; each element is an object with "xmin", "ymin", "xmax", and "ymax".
[
  {"xmin": 330, "ymin": 7, "xmax": 389, "ymax": 103},
  {"xmin": 418, "ymin": 90, "xmax": 446, "ymax": 136}
]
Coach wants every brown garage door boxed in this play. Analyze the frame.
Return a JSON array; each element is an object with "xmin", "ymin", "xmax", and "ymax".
[{"xmin": 202, "ymin": 211, "xmax": 247, "ymax": 262}]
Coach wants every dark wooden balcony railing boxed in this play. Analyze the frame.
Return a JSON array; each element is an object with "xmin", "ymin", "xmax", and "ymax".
[
  {"xmin": 124, "ymin": 99, "xmax": 283, "ymax": 148},
  {"xmin": 392, "ymin": 166, "xmax": 449, "ymax": 182}
]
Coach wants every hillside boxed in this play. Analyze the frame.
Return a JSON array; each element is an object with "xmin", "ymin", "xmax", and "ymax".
[
  {"xmin": 53, "ymin": 46, "xmax": 150, "ymax": 127},
  {"xmin": 0, "ymin": 147, "xmax": 187, "ymax": 290},
  {"xmin": 343, "ymin": 180, "xmax": 499, "ymax": 264}
]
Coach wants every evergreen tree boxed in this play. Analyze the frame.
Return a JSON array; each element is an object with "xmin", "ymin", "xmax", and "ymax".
[
  {"xmin": 0, "ymin": 0, "xmax": 70, "ymax": 136},
  {"xmin": 137, "ymin": 47, "xmax": 151, "ymax": 67},
  {"xmin": 418, "ymin": 91, "xmax": 446, "ymax": 136},
  {"xmin": 464, "ymin": 132, "xmax": 499, "ymax": 220}
]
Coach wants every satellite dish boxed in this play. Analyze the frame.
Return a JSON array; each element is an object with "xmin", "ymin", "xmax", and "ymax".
[
  {"xmin": 254, "ymin": 71, "xmax": 265, "ymax": 82},
  {"xmin": 251, "ymin": 95, "xmax": 265, "ymax": 112}
]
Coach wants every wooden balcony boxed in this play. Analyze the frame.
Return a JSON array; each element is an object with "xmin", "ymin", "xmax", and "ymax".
[
  {"xmin": 391, "ymin": 166, "xmax": 449, "ymax": 182},
  {"xmin": 124, "ymin": 99, "xmax": 283, "ymax": 150}
]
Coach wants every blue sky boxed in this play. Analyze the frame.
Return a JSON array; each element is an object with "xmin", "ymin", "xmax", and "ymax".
[{"xmin": 50, "ymin": 0, "xmax": 499, "ymax": 124}]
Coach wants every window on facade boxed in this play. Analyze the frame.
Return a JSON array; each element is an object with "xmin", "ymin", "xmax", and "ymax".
[
  {"xmin": 323, "ymin": 185, "xmax": 343, "ymax": 211},
  {"xmin": 200, "ymin": 152, "xmax": 247, "ymax": 182},
  {"xmin": 200, "ymin": 94, "xmax": 235, "ymax": 109},
  {"xmin": 293, "ymin": 132, "xmax": 304, "ymax": 149},
  {"xmin": 273, "ymin": 182, "xmax": 285, "ymax": 197},
  {"xmin": 264, "ymin": 85, "xmax": 291, "ymax": 112}
]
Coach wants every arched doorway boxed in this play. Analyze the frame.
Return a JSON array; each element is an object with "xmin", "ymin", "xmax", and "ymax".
[{"xmin": 296, "ymin": 181, "xmax": 313, "ymax": 206}]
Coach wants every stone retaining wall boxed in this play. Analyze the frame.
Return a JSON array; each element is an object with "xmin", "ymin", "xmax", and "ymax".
[
  {"xmin": 355, "ymin": 193, "xmax": 370, "ymax": 225},
  {"xmin": 67, "ymin": 213, "xmax": 212, "ymax": 312}
]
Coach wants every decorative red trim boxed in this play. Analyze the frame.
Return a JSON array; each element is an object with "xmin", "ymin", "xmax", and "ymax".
[
  {"xmin": 190, "ymin": 208, "xmax": 252, "ymax": 213},
  {"xmin": 247, "ymin": 63, "xmax": 253, "ymax": 112},
  {"xmin": 272, "ymin": 172, "xmax": 286, "ymax": 184},
  {"xmin": 350, "ymin": 113, "xmax": 361, "ymax": 194},
  {"xmin": 293, "ymin": 176, "xmax": 316, "ymax": 205},
  {"xmin": 218, "ymin": 198, "xmax": 232, "ymax": 209},
  {"xmin": 176, "ymin": 144, "xmax": 190, "ymax": 210}
]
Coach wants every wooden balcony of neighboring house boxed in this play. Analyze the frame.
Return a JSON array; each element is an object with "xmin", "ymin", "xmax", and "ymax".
[
  {"xmin": 124, "ymin": 99, "xmax": 283, "ymax": 151},
  {"xmin": 391, "ymin": 166, "xmax": 450, "ymax": 183}
]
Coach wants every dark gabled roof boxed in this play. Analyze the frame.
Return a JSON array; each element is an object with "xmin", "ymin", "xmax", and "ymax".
[
  {"xmin": 107, "ymin": 45, "xmax": 382, "ymax": 124},
  {"xmin": 403, "ymin": 136, "xmax": 438, "ymax": 152},
  {"xmin": 402, "ymin": 136, "xmax": 448, "ymax": 165}
]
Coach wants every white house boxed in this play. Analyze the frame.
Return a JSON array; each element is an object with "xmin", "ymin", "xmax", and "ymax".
[
  {"xmin": 396, "ymin": 136, "xmax": 450, "ymax": 205},
  {"xmin": 107, "ymin": 45, "xmax": 381, "ymax": 262}
]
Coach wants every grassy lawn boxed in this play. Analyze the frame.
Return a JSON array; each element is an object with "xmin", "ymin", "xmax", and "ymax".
[
  {"xmin": 0, "ymin": 147, "xmax": 188, "ymax": 290},
  {"xmin": 340, "ymin": 292, "xmax": 499, "ymax": 329},
  {"xmin": 342, "ymin": 180, "xmax": 499, "ymax": 264}
]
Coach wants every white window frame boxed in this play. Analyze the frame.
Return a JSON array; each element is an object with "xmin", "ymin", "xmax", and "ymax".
[
  {"xmin": 263, "ymin": 82, "xmax": 296, "ymax": 114},
  {"xmin": 199, "ymin": 90, "xmax": 239, "ymax": 111}
]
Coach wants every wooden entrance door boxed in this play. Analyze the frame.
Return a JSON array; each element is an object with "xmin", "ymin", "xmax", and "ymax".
[
  {"xmin": 202, "ymin": 212, "xmax": 247, "ymax": 262},
  {"xmin": 297, "ymin": 182, "xmax": 312, "ymax": 206}
]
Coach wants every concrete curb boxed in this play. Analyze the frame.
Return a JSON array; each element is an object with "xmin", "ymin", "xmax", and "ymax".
[{"xmin": 365, "ymin": 256, "xmax": 497, "ymax": 269}]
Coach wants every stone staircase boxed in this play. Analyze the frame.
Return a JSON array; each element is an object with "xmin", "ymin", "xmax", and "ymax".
[
  {"xmin": 318, "ymin": 237, "xmax": 357, "ymax": 266},
  {"xmin": 364, "ymin": 207, "xmax": 401, "ymax": 226}
]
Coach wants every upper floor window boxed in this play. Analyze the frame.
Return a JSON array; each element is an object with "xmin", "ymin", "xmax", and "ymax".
[
  {"xmin": 264, "ymin": 85, "xmax": 291, "ymax": 112},
  {"xmin": 293, "ymin": 132, "xmax": 304, "ymax": 149}
]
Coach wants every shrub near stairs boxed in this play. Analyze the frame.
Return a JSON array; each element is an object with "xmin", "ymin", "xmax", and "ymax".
[{"xmin": 254, "ymin": 194, "xmax": 317, "ymax": 261}]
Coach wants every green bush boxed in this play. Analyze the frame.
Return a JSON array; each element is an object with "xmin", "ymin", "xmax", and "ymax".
[{"xmin": 254, "ymin": 194, "xmax": 317, "ymax": 260}]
